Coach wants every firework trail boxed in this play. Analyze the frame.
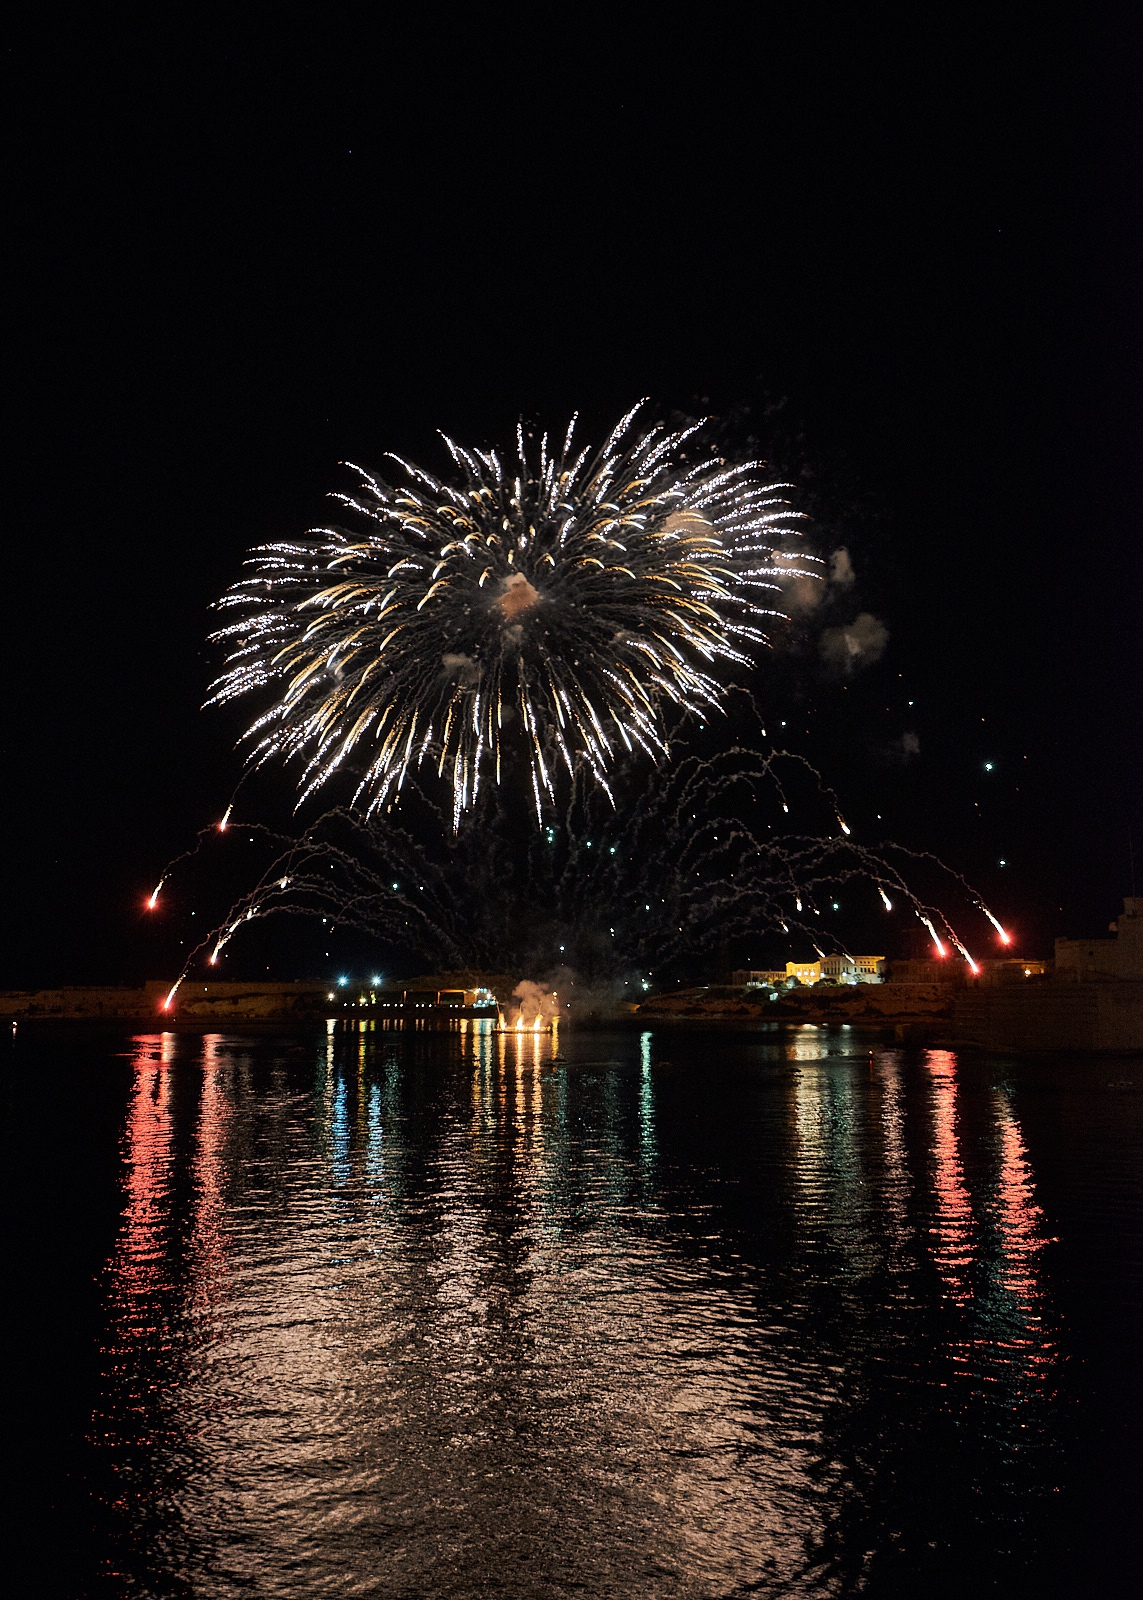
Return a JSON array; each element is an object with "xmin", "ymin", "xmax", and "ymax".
[
  {"xmin": 208, "ymin": 404, "xmax": 812, "ymax": 826},
  {"xmin": 157, "ymin": 749, "xmax": 1007, "ymax": 999}
]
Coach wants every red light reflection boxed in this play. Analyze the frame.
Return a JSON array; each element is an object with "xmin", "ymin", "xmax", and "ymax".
[
  {"xmin": 925, "ymin": 1050, "xmax": 975, "ymax": 1305},
  {"xmin": 186, "ymin": 1036, "xmax": 232, "ymax": 1321}
]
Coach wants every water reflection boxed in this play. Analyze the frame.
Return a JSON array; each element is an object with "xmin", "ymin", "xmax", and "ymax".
[
  {"xmin": 112, "ymin": 1035, "xmax": 177, "ymax": 1313},
  {"xmin": 91, "ymin": 1026, "xmax": 1066, "ymax": 1597},
  {"xmin": 982, "ymin": 1089, "xmax": 1056, "ymax": 1393},
  {"xmin": 926, "ymin": 1049, "xmax": 976, "ymax": 1304},
  {"xmin": 187, "ymin": 1035, "xmax": 232, "ymax": 1322},
  {"xmin": 876, "ymin": 1050, "xmax": 912, "ymax": 1245}
]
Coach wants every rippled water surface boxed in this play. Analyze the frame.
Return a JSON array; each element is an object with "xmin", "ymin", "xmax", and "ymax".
[{"xmin": 4, "ymin": 1023, "xmax": 1141, "ymax": 1597}]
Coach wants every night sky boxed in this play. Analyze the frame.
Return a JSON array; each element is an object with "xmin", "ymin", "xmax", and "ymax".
[{"xmin": 5, "ymin": 9, "xmax": 1140, "ymax": 986}]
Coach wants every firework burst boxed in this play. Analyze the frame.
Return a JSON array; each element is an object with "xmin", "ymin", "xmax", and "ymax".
[{"xmin": 209, "ymin": 404, "xmax": 811, "ymax": 825}]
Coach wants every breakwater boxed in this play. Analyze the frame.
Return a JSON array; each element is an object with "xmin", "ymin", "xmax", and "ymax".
[{"xmin": 0, "ymin": 981, "xmax": 330, "ymax": 1022}]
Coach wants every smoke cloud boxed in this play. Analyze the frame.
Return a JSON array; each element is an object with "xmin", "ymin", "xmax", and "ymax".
[
  {"xmin": 780, "ymin": 546, "xmax": 855, "ymax": 615},
  {"xmin": 828, "ymin": 547, "xmax": 855, "ymax": 587},
  {"xmin": 818, "ymin": 611, "xmax": 889, "ymax": 674},
  {"xmin": 442, "ymin": 652, "xmax": 482, "ymax": 684},
  {"xmin": 507, "ymin": 978, "xmax": 560, "ymax": 1026},
  {"xmin": 496, "ymin": 572, "xmax": 541, "ymax": 621}
]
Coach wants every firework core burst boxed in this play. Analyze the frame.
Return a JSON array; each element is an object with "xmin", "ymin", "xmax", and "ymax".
[{"xmin": 210, "ymin": 404, "xmax": 812, "ymax": 824}]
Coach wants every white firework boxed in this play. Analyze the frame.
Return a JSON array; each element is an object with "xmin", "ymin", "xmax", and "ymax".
[{"xmin": 209, "ymin": 403, "xmax": 814, "ymax": 825}]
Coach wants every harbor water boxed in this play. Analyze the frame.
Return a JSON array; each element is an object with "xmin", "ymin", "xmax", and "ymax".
[{"xmin": 3, "ymin": 1022, "xmax": 1139, "ymax": 1597}]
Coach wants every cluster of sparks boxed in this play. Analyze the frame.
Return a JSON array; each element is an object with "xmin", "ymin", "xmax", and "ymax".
[{"xmin": 208, "ymin": 404, "xmax": 812, "ymax": 827}]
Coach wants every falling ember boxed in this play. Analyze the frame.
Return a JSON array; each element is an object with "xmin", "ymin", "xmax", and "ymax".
[
  {"xmin": 920, "ymin": 915, "xmax": 947, "ymax": 957},
  {"xmin": 147, "ymin": 880, "xmax": 164, "ymax": 910},
  {"xmin": 162, "ymin": 979, "xmax": 182, "ymax": 1011},
  {"xmin": 879, "ymin": 887, "xmax": 893, "ymax": 912},
  {"xmin": 948, "ymin": 932, "xmax": 979, "ymax": 973},
  {"xmin": 837, "ymin": 816, "xmax": 851, "ymax": 836},
  {"xmin": 982, "ymin": 907, "xmax": 1011, "ymax": 944},
  {"xmin": 219, "ymin": 805, "xmax": 232, "ymax": 832}
]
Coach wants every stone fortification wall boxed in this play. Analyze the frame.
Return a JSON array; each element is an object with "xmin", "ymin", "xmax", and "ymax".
[
  {"xmin": 639, "ymin": 982, "xmax": 957, "ymax": 1023},
  {"xmin": 1055, "ymin": 897, "xmax": 1143, "ymax": 982},
  {"xmin": 0, "ymin": 984, "xmax": 165, "ymax": 1019},
  {"xmin": 954, "ymin": 981, "xmax": 1143, "ymax": 1051},
  {"xmin": 0, "ymin": 981, "xmax": 331, "ymax": 1021}
]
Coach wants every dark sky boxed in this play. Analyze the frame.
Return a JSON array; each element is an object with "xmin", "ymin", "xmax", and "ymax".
[{"xmin": 4, "ymin": 8, "xmax": 1140, "ymax": 985}]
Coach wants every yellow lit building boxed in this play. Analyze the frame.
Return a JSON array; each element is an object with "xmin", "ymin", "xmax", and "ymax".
[{"xmin": 733, "ymin": 957, "xmax": 886, "ymax": 987}]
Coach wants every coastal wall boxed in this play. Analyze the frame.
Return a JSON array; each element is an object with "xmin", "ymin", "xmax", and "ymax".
[
  {"xmin": 0, "ymin": 979, "xmax": 512, "ymax": 1023},
  {"xmin": 638, "ymin": 982, "xmax": 956, "ymax": 1024},
  {"xmin": 0, "ymin": 983, "xmax": 169, "ymax": 1019},
  {"xmin": 0, "ymin": 981, "xmax": 331, "ymax": 1021},
  {"xmin": 953, "ymin": 981, "xmax": 1143, "ymax": 1052},
  {"xmin": 638, "ymin": 978, "xmax": 1143, "ymax": 1050}
]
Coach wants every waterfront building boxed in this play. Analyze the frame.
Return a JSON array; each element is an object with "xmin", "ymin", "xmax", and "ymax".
[
  {"xmin": 819, "ymin": 954, "xmax": 886, "ymax": 983},
  {"xmin": 955, "ymin": 896, "xmax": 1143, "ymax": 1050},
  {"xmin": 1055, "ymin": 897, "xmax": 1143, "ymax": 980},
  {"xmin": 731, "ymin": 958, "xmax": 886, "ymax": 987}
]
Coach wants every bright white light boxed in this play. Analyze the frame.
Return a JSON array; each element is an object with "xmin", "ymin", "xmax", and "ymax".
[
  {"xmin": 371, "ymin": 975, "xmax": 382, "ymax": 986},
  {"xmin": 337, "ymin": 976, "xmax": 348, "ymax": 987}
]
